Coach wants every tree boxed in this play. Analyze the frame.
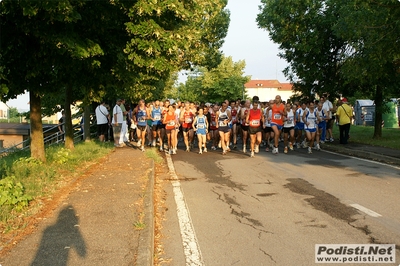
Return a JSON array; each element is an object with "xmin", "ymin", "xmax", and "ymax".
[
  {"xmin": 122, "ymin": 0, "xmax": 230, "ymax": 102},
  {"xmin": 257, "ymin": 0, "xmax": 400, "ymax": 138},
  {"xmin": 201, "ymin": 56, "xmax": 249, "ymax": 102},
  {"xmin": 257, "ymin": 0, "xmax": 346, "ymax": 99},
  {"xmin": 173, "ymin": 56, "xmax": 250, "ymax": 103},
  {"xmin": 1, "ymin": 0, "xmax": 230, "ymax": 160},
  {"xmin": 332, "ymin": 0, "xmax": 400, "ymax": 138}
]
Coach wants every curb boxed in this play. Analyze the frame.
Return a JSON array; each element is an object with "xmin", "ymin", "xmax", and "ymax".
[
  {"xmin": 323, "ymin": 144, "xmax": 400, "ymax": 167},
  {"xmin": 136, "ymin": 159, "xmax": 155, "ymax": 266}
]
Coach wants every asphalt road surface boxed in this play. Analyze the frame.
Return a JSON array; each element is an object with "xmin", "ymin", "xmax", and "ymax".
[{"xmin": 159, "ymin": 143, "xmax": 400, "ymax": 265}]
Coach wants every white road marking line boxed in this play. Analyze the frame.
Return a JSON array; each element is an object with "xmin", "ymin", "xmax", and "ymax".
[
  {"xmin": 165, "ymin": 153, "xmax": 204, "ymax": 266},
  {"xmin": 350, "ymin": 203, "xmax": 382, "ymax": 218},
  {"xmin": 321, "ymin": 149, "xmax": 400, "ymax": 170}
]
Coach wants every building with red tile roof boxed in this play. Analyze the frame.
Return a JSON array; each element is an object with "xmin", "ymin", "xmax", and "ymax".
[{"xmin": 244, "ymin": 80, "xmax": 294, "ymax": 102}]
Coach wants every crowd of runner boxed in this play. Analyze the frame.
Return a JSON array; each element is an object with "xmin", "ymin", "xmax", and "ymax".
[{"xmin": 95, "ymin": 95, "xmax": 336, "ymax": 157}]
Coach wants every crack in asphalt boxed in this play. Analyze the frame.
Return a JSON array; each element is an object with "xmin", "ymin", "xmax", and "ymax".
[
  {"xmin": 211, "ymin": 188, "xmax": 273, "ymax": 236},
  {"xmin": 259, "ymin": 248, "xmax": 276, "ymax": 263}
]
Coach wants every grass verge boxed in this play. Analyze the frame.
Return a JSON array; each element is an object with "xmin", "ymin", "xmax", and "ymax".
[
  {"xmin": 331, "ymin": 125, "xmax": 400, "ymax": 150},
  {"xmin": 0, "ymin": 141, "xmax": 114, "ymax": 233},
  {"xmin": 145, "ymin": 148, "xmax": 163, "ymax": 163}
]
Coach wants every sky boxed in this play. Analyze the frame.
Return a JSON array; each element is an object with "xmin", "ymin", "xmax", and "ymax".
[
  {"xmin": 5, "ymin": 0, "xmax": 289, "ymax": 111},
  {"xmin": 179, "ymin": 0, "xmax": 288, "ymax": 83},
  {"xmin": 221, "ymin": 0, "xmax": 288, "ymax": 81}
]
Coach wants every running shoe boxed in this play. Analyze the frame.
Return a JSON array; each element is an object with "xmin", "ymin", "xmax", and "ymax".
[
  {"xmin": 255, "ymin": 145, "xmax": 259, "ymax": 153},
  {"xmin": 316, "ymin": 144, "xmax": 321, "ymax": 151},
  {"xmin": 320, "ymin": 140, "xmax": 325, "ymax": 144},
  {"xmin": 137, "ymin": 139, "xmax": 142, "ymax": 147},
  {"xmin": 186, "ymin": 147, "xmax": 190, "ymax": 152},
  {"xmin": 147, "ymin": 142, "xmax": 152, "ymax": 147},
  {"xmin": 265, "ymin": 147, "xmax": 269, "ymax": 152},
  {"xmin": 222, "ymin": 150, "xmax": 227, "ymax": 155},
  {"xmin": 308, "ymin": 147, "xmax": 312, "ymax": 154},
  {"xmin": 169, "ymin": 149, "xmax": 172, "ymax": 155},
  {"xmin": 141, "ymin": 146, "xmax": 145, "ymax": 152},
  {"xmin": 226, "ymin": 147, "xmax": 231, "ymax": 152},
  {"xmin": 289, "ymin": 142, "xmax": 294, "ymax": 151},
  {"xmin": 152, "ymin": 140, "xmax": 156, "ymax": 147},
  {"xmin": 296, "ymin": 143, "xmax": 301, "ymax": 149},
  {"xmin": 329, "ymin": 138, "xmax": 334, "ymax": 142},
  {"xmin": 243, "ymin": 145, "xmax": 246, "ymax": 153},
  {"xmin": 233, "ymin": 145, "xmax": 237, "ymax": 150},
  {"xmin": 159, "ymin": 146, "xmax": 163, "ymax": 152},
  {"xmin": 284, "ymin": 146, "xmax": 288, "ymax": 154},
  {"xmin": 218, "ymin": 141, "xmax": 222, "ymax": 148},
  {"xmin": 199, "ymin": 150, "xmax": 202, "ymax": 154},
  {"xmin": 211, "ymin": 146, "xmax": 217, "ymax": 151},
  {"xmin": 203, "ymin": 148, "xmax": 207, "ymax": 153},
  {"xmin": 272, "ymin": 147, "xmax": 278, "ymax": 154},
  {"xmin": 250, "ymin": 151, "xmax": 255, "ymax": 158},
  {"xmin": 172, "ymin": 148, "xmax": 177, "ymax": 155}
]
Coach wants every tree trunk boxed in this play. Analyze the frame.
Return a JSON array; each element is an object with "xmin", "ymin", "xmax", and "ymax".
[
  {"xmin": 64, "ymin": 86, "xmax": 75, "ymax": 150},
  {"xmin": 84, "ymin": 105, "xmax": 91, "ymax": 142},
  {"xmin": 29, "ymin": 92, "xmax": 46, "ymax": 162},
  {"xmin": 373, "ymin": 85, "xmax": 383, "ymax": 139}
]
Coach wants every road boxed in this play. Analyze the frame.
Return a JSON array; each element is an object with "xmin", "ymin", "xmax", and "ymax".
[{"xmin": 158, "ymin": 142, "xmax": 400, "ymax": 265}]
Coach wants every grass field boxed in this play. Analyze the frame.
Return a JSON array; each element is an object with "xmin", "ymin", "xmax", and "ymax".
[{"xmin": 331, "ymin": 125, "xmax": 400, "ymax": 150}]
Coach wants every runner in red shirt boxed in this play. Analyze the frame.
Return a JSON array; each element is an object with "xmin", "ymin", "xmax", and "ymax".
[
  {"xmin": 246, "ymin": 99, "xmax": 265, "ymax": 158},
  {"xmin": 179, "ymin": 101, "xmax": 195, "ymax": 152}
]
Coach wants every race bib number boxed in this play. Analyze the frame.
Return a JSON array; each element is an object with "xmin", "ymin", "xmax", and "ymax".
[
  {"xmin": 211, "ymin": 121, "xmax": 216, "ymax": 126},
  {"xmin": 154, "ymin": 115, "xmax": 161, "ymax": 120},
  {"xmin": 197, "ymin": 124, "xmax": 205, "ymax": 129},
  {"xmin": 138, "ymin": 117, "xmax": 145, "ymax": 123},
  {"xmin": 287, "ymin": 118, "xmax": 293, "ymax": 124},
  {"xmin": 250, "ymin": 120, "xmax": 260, "ymax": 126},
  {"xmin": 168, "ymin": 121, "xmax": 175, "ymax": 126},
  {"xmin": 232, "ymin": 116, "xmax": 236, "ymax": 122},
  {"xmin": 274, "ymin": 114, "xmax": 281, "ymax": 120},
  {"xmin": 219, "ymin": 121, "xmax": 227, "ymax": 127},
  {"xmin": 185, "ymin": 117, "xmax": 192, "ymax": 124}
]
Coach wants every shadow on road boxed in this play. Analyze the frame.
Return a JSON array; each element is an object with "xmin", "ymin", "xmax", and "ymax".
[{"xmin": 30, "ymin": 205, "xmax": 86, "ymax": 266}]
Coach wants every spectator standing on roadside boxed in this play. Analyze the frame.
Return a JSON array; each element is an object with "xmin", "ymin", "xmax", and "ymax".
[
  {"xmin": 58, "ymin": 110, "xmax": 65, "ymax": 141},
  {"xmin": 336, "ymin": 98, "xmax": 353, "ymax": 144},
  {"xmin": 95, "ymin": 101, "xmax": 110, "ymax": 142},
  {"xmin": 112, "ymin": 99, "xmax": 124, "ymax": 147},
  {"xmin": 319, "ymin": 95, "xmax": 332, "ymax": 143},
  {"xmin": 119, "ymin": 99, "xmax": 129, "ymax": 144}
]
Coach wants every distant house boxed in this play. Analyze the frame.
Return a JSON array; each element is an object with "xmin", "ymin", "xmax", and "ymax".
[
  {"xmin": 0, "ymin": 102, "xmax": 8, "ymax": 119},
  {"xmin": 244, "ymin": 80, "xmax": 294, "ymax": 102}
]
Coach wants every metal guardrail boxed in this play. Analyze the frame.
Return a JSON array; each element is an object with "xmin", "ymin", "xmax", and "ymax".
[{"xmin": 0, "ymin": 122, "xmax": 94, "ymax": 156}]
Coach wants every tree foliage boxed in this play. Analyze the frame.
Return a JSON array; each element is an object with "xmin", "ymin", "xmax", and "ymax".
[
  {"xmin": 173, "ymin": 56, "xmax": 250, "ymax": 103},
  {"xmin": 257, "ymin": 0, "xmax": 400, "ymax": 138},
  {"xmin": 0, "ymin": 0, "xmax": 230, "ymax": 160}
]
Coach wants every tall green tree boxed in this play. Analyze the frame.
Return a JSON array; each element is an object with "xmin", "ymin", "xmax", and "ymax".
[
  {"xmin": 122, "ymin": 0, "xmax": 230, "ymax": 102},
  {"xmin": 172, "ymin": 56, "xmax": 250, "ymax": 103},
  {"xmin": 257, "ymin": 0, "xmax": 400, "ymax": 138},
  {"xmin": 1, "ymin": 0, "xmax": 230, "ymax": 160},
  {"xmin": 1, "ymin": 0, "xmax": 88, "ymax": 161},
  {"xmin": 257, "ymin": 0, "xmax": 346, "ymax": 99},
  {"xmin": 333, "ymin": 0, "xmax": 400, "ymax": 138}
]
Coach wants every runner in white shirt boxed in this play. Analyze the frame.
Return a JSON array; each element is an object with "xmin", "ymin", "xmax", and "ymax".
[{"xmin": 283, "ymin": 102, "xmax": 296, "ymax": 154}]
